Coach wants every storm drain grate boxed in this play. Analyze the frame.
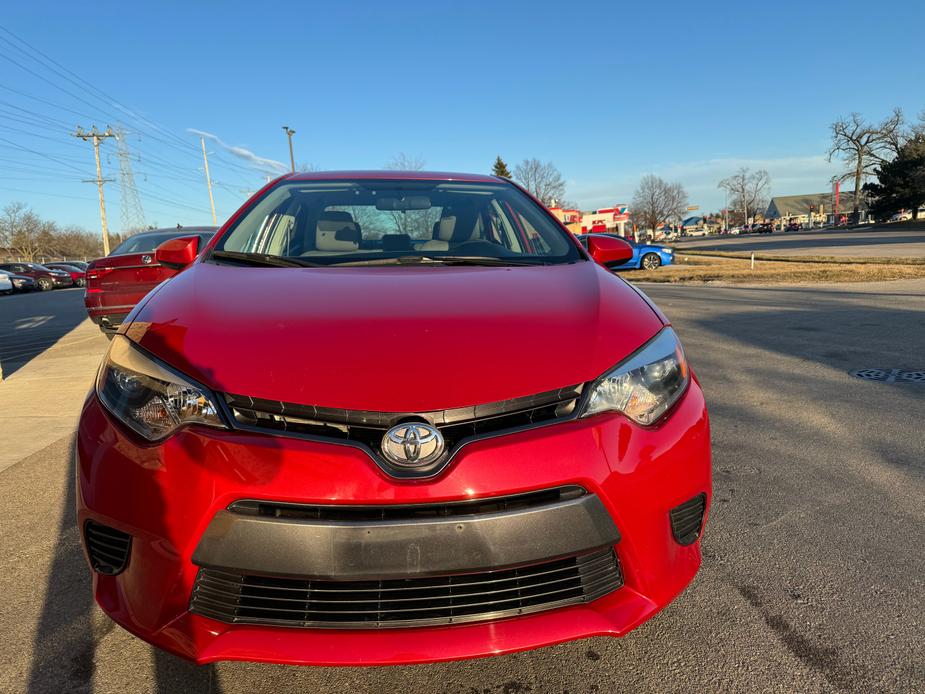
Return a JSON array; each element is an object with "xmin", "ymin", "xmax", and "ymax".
[{"xmin": 851, "ymin": 369, "xmax": 925, "ymax": 384}]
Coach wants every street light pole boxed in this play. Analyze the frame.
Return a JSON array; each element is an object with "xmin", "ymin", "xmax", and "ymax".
[{"xmin": 282, "ymin": 126, "xmax": 296, "ymax": 172}]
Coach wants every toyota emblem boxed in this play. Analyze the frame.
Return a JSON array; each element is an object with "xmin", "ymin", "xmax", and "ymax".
[{"xmin": 381, "ymin": 423, "xmax": 445, "ymax": 468}]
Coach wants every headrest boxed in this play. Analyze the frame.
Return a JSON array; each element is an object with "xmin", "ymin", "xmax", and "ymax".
[
  {"xmin": 316, "ymin": 218, "xmax": 360, "ymax": 252},
  {"xmin": 434, "ymin": 216, "xmax": 457, "ymax": 241}
]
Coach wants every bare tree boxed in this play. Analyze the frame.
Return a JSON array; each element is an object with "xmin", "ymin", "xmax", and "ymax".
[
  {"xmin": 1, "ymin": 202, "xmax": 48, "ymax": 261},
  {"xmin": 0, "ymin": 201, "xmax": 21, "ymax": 250},
  {"xmin": 383, "ymin": 153, "xmax": 437, "ymax": 237},
  {"xmin": 718, "ymin": 168, "xmax": 770, "ymax": 225},
  {"xmin": 1, "ymin": 202, "xmax": 103, "ymax": 261},
  {"xmin": 514, "ymin": 159, "xmax": 566, "ymax": 207},
  {"xmin": 828, "ymin": 109, "xmax": 904, "ymax": 219},
  {"xmin": 47, "ymin": 224, "xmax": 103, "ymax": 259},
  {"xmin": 630, "ymin": 175, "xmax": 688, "ymax": 235},
  {"xmin": 385, "ymin": 153, "xmax": 426, "ymax": 171}
]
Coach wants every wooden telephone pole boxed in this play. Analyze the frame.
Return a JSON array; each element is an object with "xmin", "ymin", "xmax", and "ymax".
[{"xmin": 73, "ymin": 126, "xmax": 115, "ymax": 255}]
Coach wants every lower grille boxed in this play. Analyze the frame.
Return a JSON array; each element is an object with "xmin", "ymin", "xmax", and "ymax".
[
  {"xmin": 190, "ymin": 548, "xmax": 622, "ymax": 629},
  {"xmin": 84, "ymin": 521, "xmax": 132, "ymax": 575},
  {"xmin": 670, "ymin": 493, "xmax": 707, "ymax": 545}
]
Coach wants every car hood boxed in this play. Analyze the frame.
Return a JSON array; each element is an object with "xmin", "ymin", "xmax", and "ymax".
[{"xmin": 129, "ymin": 261, "xmax": 665, "ymax": 412}]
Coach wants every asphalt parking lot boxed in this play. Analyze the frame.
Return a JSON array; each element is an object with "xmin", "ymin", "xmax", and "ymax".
[
  {"xmin": 1, "ymin": 281, "xmax": 923, "ymax": 693},
  {"xmin": 673, "ymin": 226, "xmax": 925, "ymax": 257}
]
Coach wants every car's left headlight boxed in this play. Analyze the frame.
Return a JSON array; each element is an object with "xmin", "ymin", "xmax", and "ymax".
[
  {"xmin": 580, "ymin": 327, "xmax": 689, "ymax": 424},
  {"xmin": 96, "ymin": 335, "xmax": 224, "ymax": 441}
]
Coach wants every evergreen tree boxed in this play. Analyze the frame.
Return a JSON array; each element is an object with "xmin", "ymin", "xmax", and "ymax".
[
  {"xmin": 866, "ymin": 135, "xmax": 925, "ymax": 220},
  {"xmin": 492, "ymin": 156, "xmax": 512, "ymax": 179}
]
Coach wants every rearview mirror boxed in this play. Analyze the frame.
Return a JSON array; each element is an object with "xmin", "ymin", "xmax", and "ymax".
[
  {"xmin": 155, "ymin": 235, "xmax": 201, "ymax": 271},
  {"xmin": 585, "ymin": 235, "xmax": 634, "ymax": 267},
  {"xmin": 375, "ymin": 196, "xmax": 432, "ymax": 211}
]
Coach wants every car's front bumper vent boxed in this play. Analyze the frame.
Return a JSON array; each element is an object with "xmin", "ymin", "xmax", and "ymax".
[
  {"xmin": 669, "ymin": 493, "xmax": 707, "ymax": 546},
  {"xmin": 190, "ymin": 548, "xmax": 622, "ymax": 629},
  {"xmin": 83, "ymin": 521, "xmax": 131, "ymax": 575},
  {"xmin": 228, "ymin": 485, "xmax": 587, "ymax": 523}
]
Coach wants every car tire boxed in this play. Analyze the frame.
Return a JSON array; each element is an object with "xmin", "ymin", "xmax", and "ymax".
[
  {"xmin": 76, "ymin": 279, "xmax": 86, "ymax": 288},
  {"xmin": 37, "ymin": 277, "xmax": 53, "ymax": 291},
  {"xmin": 641, "ymin": 253, "xmax": 661, "ymax": 270}
]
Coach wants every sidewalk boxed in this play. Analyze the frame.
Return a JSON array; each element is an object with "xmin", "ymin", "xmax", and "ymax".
[{"xmin": 0, "ymin": 319, "xmax": 108, "ymax": 472}]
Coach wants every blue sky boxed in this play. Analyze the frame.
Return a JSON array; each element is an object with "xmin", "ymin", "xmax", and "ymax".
[{"xmin": 1, "ymin": 0, "xmax": 923, "ymax": 232}]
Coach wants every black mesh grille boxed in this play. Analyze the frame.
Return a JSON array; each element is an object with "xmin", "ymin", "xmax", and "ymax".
[
  {"xmin": 223, "ymin": 385, "xmax": 583, "ymax": 472},
  {"xmin": 190, "ymin": 548, "xmax": 622, "ymax": 629},
  {"xmin": 84, "ymin": 521, "xmax": 132, "ymax": 575},
  {"xmin": 670, "ymin": 493, "xmax": 707, "ymax": 546}
]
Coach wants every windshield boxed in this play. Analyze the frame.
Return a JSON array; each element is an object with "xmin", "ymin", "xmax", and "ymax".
[
  {"xmin": 111, "ymin": 231, "xmax": 215, "ymax": 255},
  {"xmin": 213, "ymin": 179, "xmax": 581, "ymax": 266}
]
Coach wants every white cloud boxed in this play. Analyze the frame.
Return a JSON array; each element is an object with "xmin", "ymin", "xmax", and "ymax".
[
  {"xmin": 570, "ymin": 154, "xmax": 844, "ymax": 212},
  {"xmin": 187, "ymin": 128, "xmax": 288, "ymax": 174}
]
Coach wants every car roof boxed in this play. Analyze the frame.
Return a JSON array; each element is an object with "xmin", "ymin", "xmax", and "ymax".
[
  {"xmin": 119, "ymin": 227, "xmax": 218, "ymax": 239},
  {"xmin": 286, "ymin": 170, "xmax": 503, "ymax": 183}
]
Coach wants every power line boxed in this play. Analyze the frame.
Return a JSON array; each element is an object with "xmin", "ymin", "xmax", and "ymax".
[{"xmin": 0, "ymin": 135, "xmax": 85, "ymax": 173}]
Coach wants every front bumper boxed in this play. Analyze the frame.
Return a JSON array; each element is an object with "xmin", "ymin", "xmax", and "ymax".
[{"xmin": 76, "ymin": 381, "xmax": 711, "ymax": 665}]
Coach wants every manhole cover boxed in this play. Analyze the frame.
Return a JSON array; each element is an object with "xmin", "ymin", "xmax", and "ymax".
[{"xmin": 851, "ymin": 368, "xmax": 925, "ymax": 383}]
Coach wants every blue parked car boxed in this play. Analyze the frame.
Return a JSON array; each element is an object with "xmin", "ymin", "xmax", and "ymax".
[{"xmin": 577, "ymin": 233, "xmax": 674, "ymax": 270}]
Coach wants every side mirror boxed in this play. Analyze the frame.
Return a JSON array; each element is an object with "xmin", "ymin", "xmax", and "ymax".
[
  {"xmin": 155, "ymin": 236, "xmax": 200, "ymax": 271},
  {"xmin": 586, "ymin": 235, "xmax": 634, "ymax": 267}
]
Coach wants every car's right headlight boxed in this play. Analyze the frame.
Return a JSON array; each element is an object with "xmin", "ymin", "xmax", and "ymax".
[
  {"xmin": 96, "ymin": 335, "xmax": 225, "ymax": 441},
  {"xmin": 580, "ymin": 327, "xmax": 690, "ymax": 425}
]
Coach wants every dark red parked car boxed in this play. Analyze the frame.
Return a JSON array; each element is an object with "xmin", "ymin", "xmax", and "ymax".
[
  {"xmin": 0, "ymin": 262, "xmax": 74, "ymax": 290},
  {"xmin": 83, "ymin": 227, "xmax": 217, "ymax": 335},
  {"xmin": 44, "ymin": 262, "xmax": 87, "ymax": 287},
  {"xmin": 76, "ymin": 172, "xmax": 711, "ymax": 665}
]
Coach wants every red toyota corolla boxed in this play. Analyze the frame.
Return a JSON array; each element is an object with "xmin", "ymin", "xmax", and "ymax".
[{"xmin": 76, "ymin": 171, "xmax": 711, "ymax": 666}]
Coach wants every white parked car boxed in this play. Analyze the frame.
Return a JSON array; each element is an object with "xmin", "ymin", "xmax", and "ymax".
[{"xmin": 0, "ymin": 271, "xmax": 12, "ymax": 295}]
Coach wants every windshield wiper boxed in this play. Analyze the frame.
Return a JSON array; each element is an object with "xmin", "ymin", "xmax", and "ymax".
[
  {"xmin": 327, "ymin": 255, "xmax": 549, "ymax": 267},
  {"xmin": 209, "ymin": 250, "xmax": 324, "ymax": 268}
]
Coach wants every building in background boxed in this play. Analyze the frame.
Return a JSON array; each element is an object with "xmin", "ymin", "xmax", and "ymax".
[
  {"xmin": 681, "ymin": 216, "xmax": 722, "ymax": 234},
  {"xmin": 548, "ymin": 206, "xmax": 583, "ymax": 234},
  {"xmin": 580, "ymin": 205, "xmax": 630, "ymax": 235},
  {"xmin": 550, "ymin": 205, "xmax": 631, "ymax": 236},
  {"xmin": 766, "ymin": 191, "xmax": 863, "ymax": 226}
]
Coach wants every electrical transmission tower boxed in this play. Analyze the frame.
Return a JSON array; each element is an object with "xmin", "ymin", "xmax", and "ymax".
[{"xmin": 114, "ymin": 128, "xmax": 146, "ymax": 233}]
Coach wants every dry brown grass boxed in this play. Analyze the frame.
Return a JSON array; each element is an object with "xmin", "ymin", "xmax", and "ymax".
[{"xmin": 629, "ymin": 254, "xmax": 925, "ymax": 284}]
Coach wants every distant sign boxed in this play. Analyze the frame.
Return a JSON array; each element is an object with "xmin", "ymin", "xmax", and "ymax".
[{"xmin": 687, "ymin": 205, "xmax": 699, "ymax": 211}]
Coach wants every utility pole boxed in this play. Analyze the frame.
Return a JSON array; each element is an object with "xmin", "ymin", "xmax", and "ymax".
[
  {"xmin": 73, "ymin": 125, "xmax": 115, "ymax": 255},
  {"xmin": 200, "ymin": 137, "xmax": 217, "ymax": 225},
  {"xmin": 282, "ymin": 125, "xmax": 296, "ymax": 172}
]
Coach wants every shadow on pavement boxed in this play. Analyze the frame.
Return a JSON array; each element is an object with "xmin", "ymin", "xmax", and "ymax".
[
  {"xmin": 0, "ymin": 289, "xmax": 89, "ymax": 378},
  {"xmin": 24, "ymin": 436, "xmax": 222, "ymax": 694}
]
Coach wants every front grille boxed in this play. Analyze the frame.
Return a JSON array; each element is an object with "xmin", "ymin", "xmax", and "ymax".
[
  {"xmin": 228, "ymin": 485, "xmax": 586, "ymax": 522},
  {"xmin": 223, "ymin": 384, "xmax": 583, "ymax": 474},
  {"xmin": 670, "ymin": 493, "xmax": 707, "ymax": 545},
  {"xmin": 190, "ymin": 548, "xmax": 622, "ymax": 629},
  {"xmin": 83, "ymin": 521, "xmax": 132, "ymax": 575}
]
